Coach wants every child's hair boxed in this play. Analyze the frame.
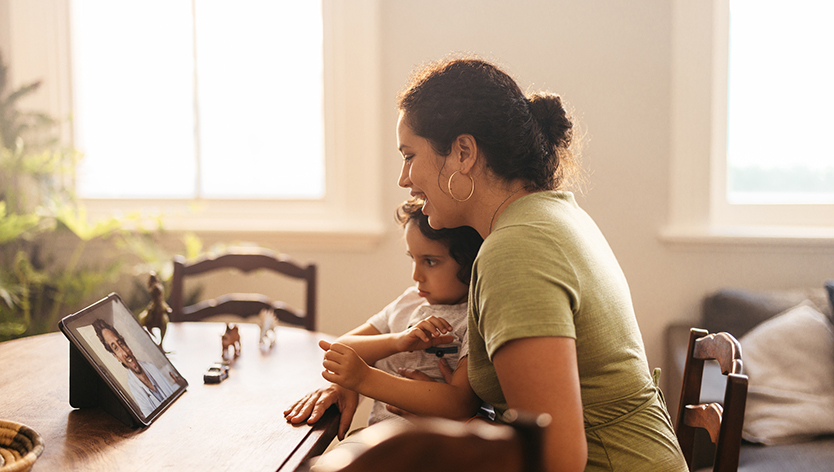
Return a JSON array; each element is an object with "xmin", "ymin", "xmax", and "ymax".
[{"xmin": 396, "ymin": 199, "xmax": 483, "ymax": 285}]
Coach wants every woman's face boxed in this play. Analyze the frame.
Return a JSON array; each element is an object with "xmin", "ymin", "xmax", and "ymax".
[{"xmin": 397, "ymin": 113, "xmax": 457, "ymax": 229}]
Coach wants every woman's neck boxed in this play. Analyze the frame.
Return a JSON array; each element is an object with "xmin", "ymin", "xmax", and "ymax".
[
  {"xmin": 488, "ymin": 185, "xmax": 529, "ymax": 235},
  {"xmin": 458, "ymin": 167, "xmax": 531, "ymax": 238},
  {"xmin": 468, "ymin": 179, "xmax": 529, "ymax": 238}
]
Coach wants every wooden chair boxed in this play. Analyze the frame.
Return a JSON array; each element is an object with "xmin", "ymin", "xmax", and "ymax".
[
  {"xmin": 306, "ymin": 410, "xmax": 551, "ymax": 472},
  {"xmin": 676, "ymin": 328, "xmax": 748, "ymax": 472},
  {"xmin": 169, "ymin": 248, "xmax": 317, "ymax": 331}
]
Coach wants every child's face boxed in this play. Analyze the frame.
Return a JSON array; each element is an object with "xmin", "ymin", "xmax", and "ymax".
[{"xmin": 404, "ymin": 221, "xmax": 469, "ymax": 305}]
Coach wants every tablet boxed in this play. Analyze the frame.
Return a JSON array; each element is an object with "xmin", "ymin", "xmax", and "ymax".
[{"xmin": 58, "ymin": 293, "xmax": 187, "ymax": 427}]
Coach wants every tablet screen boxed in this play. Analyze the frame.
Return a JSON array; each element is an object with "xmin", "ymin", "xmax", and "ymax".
[{"xmin": 59, "ymin": 293, "xmax": 187, "ymax": 426}]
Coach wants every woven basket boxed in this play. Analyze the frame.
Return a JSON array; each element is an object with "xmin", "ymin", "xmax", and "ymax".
[{"xmin": 0, "ymin": 420, "xmax": 44, "ymax": 472}]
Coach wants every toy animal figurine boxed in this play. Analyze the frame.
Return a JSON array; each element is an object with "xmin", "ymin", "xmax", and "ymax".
[
  {"xmin": 138, "ymin": 271, "xmax": 171, "ymax": 346},
  {"xmin": 258, "ymin": 309, "xmax": 277, "ymax": 351},
  {"xmin": 221, "ymin": 324, "xmax": 241, "ymax": 360}
]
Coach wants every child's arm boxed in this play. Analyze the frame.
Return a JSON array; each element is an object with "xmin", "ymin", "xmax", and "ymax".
[
  {"xmin": 320, "ymin": 340, "xmax": 481, "ymax": 420},
  {"xmin": 282, "ymin": 323, "xmax": 378, "ymax": 438},
  {"xmin": 336, "ymin": 317, "xmax": 455, "ymax": 366},
  {"xmin": 284, "ymin": 318, "xmax": 458, "ymax": 434}
]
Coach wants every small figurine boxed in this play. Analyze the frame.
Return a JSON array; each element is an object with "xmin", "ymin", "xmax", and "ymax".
[
  {"xmin": 221, "ymin": 324, "xmax": 241, "ymax": 360},
  {"xmin": 138, "ymin": 271, "xmax": 171, "ymax": 346},
  {"xmin": 258, "ymin": 308, "xmax": 277, "ymax": 351}
]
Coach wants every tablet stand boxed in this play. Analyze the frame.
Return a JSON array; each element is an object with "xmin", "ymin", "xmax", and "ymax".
[{"xmin": 69, "ymin": 343, "xmax": 143, "ymax": 428}]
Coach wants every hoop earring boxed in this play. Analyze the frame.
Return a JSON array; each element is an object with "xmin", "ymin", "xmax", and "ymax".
[{"xmin": 447, "ymin": 171, "xmax": 475, "ymax": 202}]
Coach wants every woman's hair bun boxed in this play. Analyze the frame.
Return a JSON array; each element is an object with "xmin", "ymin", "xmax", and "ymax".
[{"xmin": 528, "ymin": 93, "xmax": 572, "ymax": 149}]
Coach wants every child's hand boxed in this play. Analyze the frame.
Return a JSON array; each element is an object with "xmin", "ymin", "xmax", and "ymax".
[
  {"xmin": 320, "ymin": 340, "xmax": 372, "ymax": 391},
  {"xmin": 395, "ymin": 315, "xmax": 455, "ymax": 352}
]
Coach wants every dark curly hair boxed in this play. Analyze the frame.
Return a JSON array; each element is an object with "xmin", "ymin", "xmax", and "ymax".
[
  {"xmin": 397, "ymin": 56, "xmax": 580, "ymax": 191},
  {"xmin": 92, "ymin": 318, "xmax": 122, "ymax": 354},
  {"xmin": 396, "ymin": 199, "xmax": 483, "ymax": 285}
]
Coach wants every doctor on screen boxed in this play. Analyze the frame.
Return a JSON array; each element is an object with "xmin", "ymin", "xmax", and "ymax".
[{"xmin": 92, "ymin": 319, "xmax": 177, "ymax": 416}]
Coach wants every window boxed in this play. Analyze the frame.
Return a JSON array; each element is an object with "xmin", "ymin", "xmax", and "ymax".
[
  {"xmin": 665, "ymin": 0, "xmax": 834, "ymax": 243},
  {"xmin": 726, "ymin": 0, "xmax": 834, "ymax": 205},
  {"xmin": 4, "ymin": 0, "xmax": 386, "ymax": 244},
  {"xmin": 72, "ymin": 0, "xmax": 324, "ymax": 199}
]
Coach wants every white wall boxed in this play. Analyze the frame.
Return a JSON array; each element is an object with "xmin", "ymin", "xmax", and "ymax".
[
  {"xmin": 370, "ymin": 0, "xmax": 832, "ymax": 369},
  {"xmin": 3, "ymin": 0, "xmax": 832, "ymax": 377},
  {"xmin": 322, "ymin": 0, "xmax": 832, "ymax": 370}
]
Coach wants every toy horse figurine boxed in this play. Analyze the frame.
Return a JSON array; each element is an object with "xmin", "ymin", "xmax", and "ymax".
[
  {"xmin": 138, "ymin": 272, "xmax": 171, "ymax": 346},
  {"xmin": 258, "ymin": 308, "xmax": 277, "ymax": 351},
  {"xmin": 221, "ymin": 324, "xmax": 241, "ymax": 360}
]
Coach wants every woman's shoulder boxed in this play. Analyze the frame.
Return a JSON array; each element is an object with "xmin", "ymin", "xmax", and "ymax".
[
  {"xmin": 476, "ymin": 192, "xmax": 590, "ymax": 279},
  {"xmin": 499, "ymin": 191, "xmax": 579, "ymax": 225},
  {"xmin": 488, "ymin": 190, "xmax": 602, "ymax": 252}
]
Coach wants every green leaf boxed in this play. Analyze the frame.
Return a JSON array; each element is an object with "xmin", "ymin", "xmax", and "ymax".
[
  {"xmin": 54, "ymin": 203, "xmax": 125, "ymax": 241},
  {"xmin": 0, "ymin": 272, "xmax": 18, "ymax": 307},
  {"xmin": 184, "ymin": 232, "xmax": 203, "ymax": 259},
  {"xmin": 0, "ymin": 202, "xmax": 42, "ymax": 243},
  {"xmin": 0, "ymin": 321, "xmax": 27, "ymax": 336}
]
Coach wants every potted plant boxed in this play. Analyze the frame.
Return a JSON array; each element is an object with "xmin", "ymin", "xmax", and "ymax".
[{"xmin": 0, "ymin": 52, "xmax": 192, "ymax": 340}]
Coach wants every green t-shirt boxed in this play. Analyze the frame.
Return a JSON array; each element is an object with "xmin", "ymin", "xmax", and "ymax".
[{"xmin": 468, "ymin": 191, "xmax": 686, "ymax": 471}]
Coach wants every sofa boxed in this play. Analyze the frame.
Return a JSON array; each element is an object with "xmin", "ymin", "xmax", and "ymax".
[{"xmin": 664, "ymin": 282, "xmax": 834, "ymax": 472}]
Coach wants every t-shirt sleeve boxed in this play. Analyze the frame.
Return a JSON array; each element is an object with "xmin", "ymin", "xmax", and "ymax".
[
  {"xmin": 473, "ymin": 225, "xmax": 579, "ymax": 360},
  {"xmin": 367, "ymin": 287, "xmax": 421, "ymax": 334},
  {"xmin": 367, "ymin": 300, "xmax": 397, "ymax": 334}
]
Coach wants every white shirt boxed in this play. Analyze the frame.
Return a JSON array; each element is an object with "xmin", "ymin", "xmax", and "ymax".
[
  {"xmin": 365, "ymin": 286, "xmax": 469, "ymax": 425},
  {"xmin": 127, "ymin": 360, "xmax": 178, "ymax": 416}
]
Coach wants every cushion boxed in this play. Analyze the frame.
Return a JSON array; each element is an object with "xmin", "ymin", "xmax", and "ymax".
[
  {"xmin": 703, "ymin": 288, "xmax": 831, "ymax": 338},
  {"xmin": 826, "ymin": 279, "xmax": 834, "ymax": 316},
  {"xmin": 737, "ymin": 436, "xmax": 834, "ymax": 472},
  {"xmin": 740, "ymin": 301, "xmax": 834, "ymax": 445},
  {"xmin": 695, "ymin": 436, "xmax": 834, "ymax": 472}
]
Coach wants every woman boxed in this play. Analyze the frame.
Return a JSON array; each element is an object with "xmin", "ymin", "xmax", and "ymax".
[{"xmin": 396, "ymin": 57, "xmax": 687, "ymax": 472}]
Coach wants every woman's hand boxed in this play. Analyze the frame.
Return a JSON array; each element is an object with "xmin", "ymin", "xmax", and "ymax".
[
  {"xmin": 394, "ymin": 316, "xmax": 455, "ymax": 352},
  {"xmin": 283, "ymin": 381, "xmax": 359, "ymax": 440},
  {"xmin": 320, "ymin": 340, "xmax": 373, "ymax": 391}
]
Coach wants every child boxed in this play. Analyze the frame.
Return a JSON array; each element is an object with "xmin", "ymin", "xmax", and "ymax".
[{"xmin": 284, "ymin": 198, "xmax": 483, "ymax": 436}]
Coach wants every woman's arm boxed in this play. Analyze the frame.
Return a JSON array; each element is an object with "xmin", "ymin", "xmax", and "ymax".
[
  {"xmin": 492, "ymin": 336, "xmax": 587, "ymax": 472},
  {"xmin": 283, "ymin": 383, "xmax": 359, "ymax": 440},
  {"xmin": 322, "ymin": 341, "xmax": 481, "ymax": 420}
]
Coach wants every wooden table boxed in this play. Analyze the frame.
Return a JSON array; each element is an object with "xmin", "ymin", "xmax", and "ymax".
[{"xmin": 0, "ymin": 322, "xmax": 340, "ymax": 471}]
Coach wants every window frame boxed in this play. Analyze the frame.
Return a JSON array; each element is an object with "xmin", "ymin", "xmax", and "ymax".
[
  {"xmin": 4, "ymin": 0, "xmax": 386, "ymax": 248},
  {"xmin": 664, "ymin": 0, "xmax": 834, "ymax": 246}
]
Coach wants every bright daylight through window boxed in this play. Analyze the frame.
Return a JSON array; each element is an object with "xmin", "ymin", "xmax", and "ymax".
[
  {"xmin": 727, "ymin": 0, "xmax": 834, "ymax": 205},
  {"xmin": 71, "ymin": 0, "xmax": 324, "ymax": 200}
]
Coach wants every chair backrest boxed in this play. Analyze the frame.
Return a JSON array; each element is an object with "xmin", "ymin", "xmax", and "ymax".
[
  {"xmin": 169, "ymin": 248, "xmax": 317, "ymax": 331},
  {"xmin": 308, "ymin": 410, "xmax": 550, "ymax": 472},
  {"xmin": 676, "ymin": 328, "xmax": 748, "ymax": 472}
]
